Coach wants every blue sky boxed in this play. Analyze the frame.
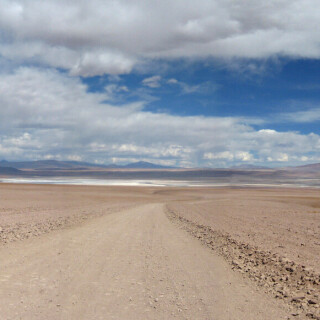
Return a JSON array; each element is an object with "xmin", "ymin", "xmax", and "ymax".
[
  {"xmin": 0, "ymin": 0, "xmax": 320, "ymax": 167},
  {"xmin": 84, "ymin": 57, "xmax": 320, "ymax": 135},
  {"xmin": 85, "ymin": 58, "xmax": 320, "ymax": 129}
]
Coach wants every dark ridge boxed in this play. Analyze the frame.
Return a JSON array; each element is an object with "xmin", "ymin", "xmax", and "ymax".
[
  {"xmin": 290, "ymin": 163, "xmax": 320, "ymax": 172},
  {"xmin": 0, "ymin": 160, "xmax": 108, "ymax": 169},
  {"xmin": 122, "ymin": 161, "xmax": 175, "ymax": 169},
  {"xmin": 0, "ymin": 167, "xmax": 23, "ymax": 175},
  {"xmin": 0, "ymin": 159, "xmax": 175, "ymax": 170},
  {"xmin": 231, "ymin": 164, "xmax": 270, "ymax": 169}
]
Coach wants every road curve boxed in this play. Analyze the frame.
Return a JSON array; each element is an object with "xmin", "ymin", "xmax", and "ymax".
[{"xmin": 0, "ymin": 203, "xmax": 288, "ymax": 319}]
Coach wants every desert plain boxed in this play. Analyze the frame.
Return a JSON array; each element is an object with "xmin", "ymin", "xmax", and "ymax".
[{"xmin": 0, "ymin": 183, "xmax": 319, "ymax": 319}]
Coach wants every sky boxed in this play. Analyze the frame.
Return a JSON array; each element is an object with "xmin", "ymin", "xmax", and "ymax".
[{"xmin": 0, "ymin": 0, "xmax": 320, "ymax": 168}]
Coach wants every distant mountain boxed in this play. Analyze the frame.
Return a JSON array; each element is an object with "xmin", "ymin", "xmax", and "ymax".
[
  {"xmin": 289, "ymin": 163, "xmax": 320, "ymax": 172},
  {"xmin": 0, "ymin": 166, "xmax": 23, "ymax": 175},
  {"xmin": 122, "ymin": 161, "xmax": 174, "ymax": 169},
  {"xmin": 0, "ymin": 160, "xmax": 108, "ymax": 170},
  {"xmin": 231, "ymin": 164, "xmax": 270, "ymax": 170},
  {"xmin": 0, "ymin": 159, "xmax": 175, "ymax": 170}
]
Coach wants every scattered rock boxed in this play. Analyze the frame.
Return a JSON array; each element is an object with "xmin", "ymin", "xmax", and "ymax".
[
  {"xmin": 292, "ymin": 296, "xmax": 305, "ymax": 303},
  {"xmin": 166, "ymin": 206, "xmax": 320, "ymax": 320}
]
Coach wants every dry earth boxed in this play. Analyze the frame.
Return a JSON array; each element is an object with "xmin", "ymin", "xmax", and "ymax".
[{"xmin": 0, "ymin": 184, "xmax": 319, "ymax": 319}]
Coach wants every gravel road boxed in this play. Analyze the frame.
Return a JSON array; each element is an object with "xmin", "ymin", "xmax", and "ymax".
[{"xmin": 0, "ymin": 203, "xmax": 289, "ymax": 319}]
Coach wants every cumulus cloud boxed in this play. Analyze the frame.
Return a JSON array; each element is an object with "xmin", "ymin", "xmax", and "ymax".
[
  {"xmin": 203, "ymin": 151, "xmax": 253, "ymax": 162},
  {"xmin": 0, "ymin": 0, "xmax": 320, "ymax": 76},
  {"xmin": 69, "ymin": 51, "xmax": 135, "ymax": 77},
  {"xmin": 204, "ymin": 151, "xmax": 234, "ymax": 161},
  {"xmin": 267, "ymin": 153, "xmax": 289, "ymax": 162},
  {"xmin": 0, "ymin": 67, "xmax": 319, "ymax": 166},
  {"xmin": 236, "ymin": 151, "xmax": 254, "ymax": 162}
]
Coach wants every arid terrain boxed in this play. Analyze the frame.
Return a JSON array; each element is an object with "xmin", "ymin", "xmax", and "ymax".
[
  {"xmin": 0, "ymin": 184, "xmax": 319, "ymax": 319},
  {"xmin": 1, "ymin": 159, "xmax": 320, "ymax": 188}
]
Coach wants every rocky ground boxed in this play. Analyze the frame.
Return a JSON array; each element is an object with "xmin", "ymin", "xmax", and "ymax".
[
  {"xmin": 166, "ymin": 188, "xmax": 320, "ymax": 319},
  {"xmin": 0, "ymin": 184, "xmax": 319, "ymax": 319},
  {"xmin": 0, "ymin": 202, "xmax": 290, "ymax": 320},
  {"xmin": 0, "ymin": 183, "xmax": 151, "ymax": 244}
]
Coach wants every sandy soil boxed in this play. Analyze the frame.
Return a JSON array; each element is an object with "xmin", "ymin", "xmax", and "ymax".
[
  {"xmin": 166, "ymin": 188, "xmax": 320, "ymax": 319},
  {"xmin": 0, "ymin": 184, "xmax": 158, "ymax": 243},
  {"xmin": 167, "ymin": 188, "xmax": 320, "ymax": 273},
  {"xmin": 0, "ymin": 184, "xmax": 319, "ymax": 319}
]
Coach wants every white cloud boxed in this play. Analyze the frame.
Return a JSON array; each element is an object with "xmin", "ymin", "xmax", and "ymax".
[
  {"xmin": 236, "ymin": 151, "xmax": 254, "ymax": 162},
  {"xmin": 259, "ymin": 129, "xmax": 276, "ymax": 134},
  {"xmin": 142, "ymin": 75, "xmax": 161, "ymax": 88},
  {"xmin": 167, "ymin": 78, "xmax": 178, "ymax": 84},
  {"xmin": 0, "ymin": 67, "xmax": 319, "ymax": 166},
  {"xmin": 180, "ymin": 83, "xmax": 202, "ymax": 94},
  {"xmin": 166, "ymin": 78, "xmax": 216, "ymax": 95},
  {"xmin": 267, "ymin": 153, "xmax": 289, "ymax": 162},
  {"xmin": 278, "ymin": 108, "xmax": 320, "ymax": 123},
  {"xmin": 0, "ymin": 0, "xmax": 320, "ymax": 76},
  {"xmin": 204, "ymin": 151, "xmax": 234, "ymax": 161},
  {"xmin": 104, "ymin": 84, "xmax": 129, "ymax": 100},
  {"xmin": 203, "ymin": 151, "xmax": 254, "ymax": 162},
  {"xmin": 69, "ymin": 51, "xmax": 135, "ymax": 77}
]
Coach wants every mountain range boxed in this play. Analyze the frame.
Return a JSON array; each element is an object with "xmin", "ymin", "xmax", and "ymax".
[
  {"xmin": 0, "ymin": 160, "xmax": 175, "ymax": 170},
  {"xmin": 1, "ymin": 159, "xmax": 320, "ymax": 173}
]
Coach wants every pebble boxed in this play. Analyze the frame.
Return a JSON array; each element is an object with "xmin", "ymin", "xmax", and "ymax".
[
  {"xmin": 292, "ymin": 296, "xmax": 305, "ymax": 302},
  {"xmin": 167, "ymin": 209, "xmax": 320, "ymax": 320}
]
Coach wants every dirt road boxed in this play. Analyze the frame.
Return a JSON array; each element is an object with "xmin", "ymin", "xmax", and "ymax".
[{"xmin": 0, "ymin": 203, "xmax": 289, "ymax": 319}]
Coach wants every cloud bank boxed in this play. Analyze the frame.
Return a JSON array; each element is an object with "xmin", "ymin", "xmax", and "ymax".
[
  {"xmin": 1, "ymin": 0, "xmax": 320, "ymax": 76},
  {"xmin": 0, "ymin": 67, "xmax": 319, "ymax": 166},
  {"xmin": 0, "ymin": 1, "xmax": 320, "ymax": 166}
]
